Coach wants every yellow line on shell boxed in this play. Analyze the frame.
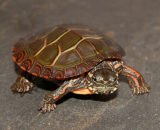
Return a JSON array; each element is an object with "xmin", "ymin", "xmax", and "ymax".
[
  {"xmin": 47, "ymin": 29, "xmax": 71, "ymax": 46},
  {"xmin": 34, "ymin": 38, "xmax": 47, "ymax": 57},
  {"xmin": 34, "ymin": 29, "xmax": 70, "ymax": 57},
  {"xmin": 51, "ymin": 36, "xmax": 102, "ymax": 66},
  {"xmin": 51, "ymin": 45, "xmax": 62, "ymax": 66}
]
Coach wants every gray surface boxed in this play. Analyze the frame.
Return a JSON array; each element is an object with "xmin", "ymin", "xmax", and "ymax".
[{"xmin": 0, "ymin": 0, "xmax": 160, "ymax": 130}]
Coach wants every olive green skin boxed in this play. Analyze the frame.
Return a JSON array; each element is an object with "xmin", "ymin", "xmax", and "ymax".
[{"xmin": 12, "ymin": 25, "xmax": 124, "ymax": 80}]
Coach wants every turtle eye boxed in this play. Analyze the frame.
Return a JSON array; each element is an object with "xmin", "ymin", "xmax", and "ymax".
[
  {"xmin": 107, "ymin": 76, "xmax": 117, "ymax": 85},
  {"xmin": 93, "ymin": 76, "xmax": 97, "ymax": 82},
  {"xmin": 109, "ymin": 77, "xmax": 117, "ymax": 82}
]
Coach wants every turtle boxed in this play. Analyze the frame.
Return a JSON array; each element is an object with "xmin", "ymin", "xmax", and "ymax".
[{"xmin": 11, "ymin": 24, "xmax": 150, "ymax": 113}]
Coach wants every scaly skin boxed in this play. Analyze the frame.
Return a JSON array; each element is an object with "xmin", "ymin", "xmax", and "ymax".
[
  {"xmin": 11, "ymin": 61, "xmax": 150, "ymax": 113},
  {"xmin": 121, "ymin": 65, "xmax": 150, "ymax": 94},
  {"xmin": 39, "ymin": 77, "xmax": 87, "ymax": 113},
  {"xmin": 39, "ymin": 61, "xmax": 150, "ymax": 113}
]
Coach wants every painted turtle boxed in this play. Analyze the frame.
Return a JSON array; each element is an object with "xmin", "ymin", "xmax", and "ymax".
[{"xmin": 12, "ymin": 25, "xmax": 150, "ymax": 113}]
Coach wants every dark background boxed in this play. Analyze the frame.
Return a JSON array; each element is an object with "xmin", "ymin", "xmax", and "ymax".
[{"xmin": 0, "ymin": 0, "xmax": 160, "ymax": 130}]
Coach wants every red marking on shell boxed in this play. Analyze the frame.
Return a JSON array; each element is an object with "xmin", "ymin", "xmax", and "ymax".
[
  {"xmin": 13, "ymin": 51, "xmax": 25, "ymax": 63},
  {"xmin": 86, "ymin": 61, "xmax": 98, "ymax": 68},
  {"xmin": 75, "ymin": 63, "xmax": 89, "ymax": 76},
  {"xmin": 75, "ymin": 66, "xmax": 80, "ymax": 75},
  {"xmin": 51, "ymin": 69, "xmax": 56, "ymax": 78},
  {"xmin": 20, "ymin": 59, "xmax": 32, "ymax": 71},
  {"xmin": 64, "ymin": 67, "xmax": 79, "ymax": 79},
  {"xmin": 30, "ymin": 63, "xmax": 42, "ymax": 76},
  {"xmin": 11, "ymin": 25, "xmax": 125, "ymax": 81},
  {"xmin": 42, "ymin": 68, "xmax": 52, "ymax": 79},
  {"xmin": 55, "ymin": 70, "xmax": 64, "ymax": 80}
]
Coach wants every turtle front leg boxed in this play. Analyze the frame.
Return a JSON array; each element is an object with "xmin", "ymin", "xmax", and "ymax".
[
  {"xmin": 11, "ymin": 76, "xmax": 34, "ymax": 94},
  {"xmin": 121, "ymin": 64, "xmax": 150, "ymax": 95},
  {"xmin": 39, "ymin": 77, "xmax": 83, "ymax": 113}
]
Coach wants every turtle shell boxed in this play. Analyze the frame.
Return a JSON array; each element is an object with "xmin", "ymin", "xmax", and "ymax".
[{"xmin": 12, "ymin": 25, "xmax": 125, "ymax": 80}]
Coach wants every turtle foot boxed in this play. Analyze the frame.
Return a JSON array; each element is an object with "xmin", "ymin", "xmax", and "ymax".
[
  {"xmin": 11, "ymin": 76, "xmax": 34, "ymax": 94},
  {"xmin": 121, "ymin": 64, "xmax": 150, "ymax": 95},
  {"xmin": 39, "ymin": 93, "xmax": 57, "ymax": 113},
  {"xmin": 130, "ymin": 80, "xmax": 150, "ymax": 95}
]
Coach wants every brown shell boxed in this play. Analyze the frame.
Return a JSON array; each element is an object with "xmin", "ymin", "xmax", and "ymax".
[{"xmin": 12, "ymin": 25, "xmax": 125, "ymax": 80}]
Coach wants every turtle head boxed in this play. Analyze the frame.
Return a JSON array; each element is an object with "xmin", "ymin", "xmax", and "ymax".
[{"xmin": 88, "ymin": 68, "xmax": 119, "ymax": 94}]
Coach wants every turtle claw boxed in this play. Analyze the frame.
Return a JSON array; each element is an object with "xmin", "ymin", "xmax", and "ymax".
[
  {"xmin": 39, "ymin": 103, "xmax": 56, "ymax": 113},
  {"xmin": 131, "ymin": 84, "xmax": 150, "ymax": 95}
]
